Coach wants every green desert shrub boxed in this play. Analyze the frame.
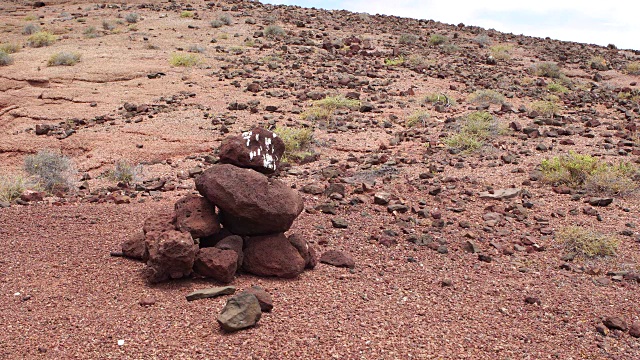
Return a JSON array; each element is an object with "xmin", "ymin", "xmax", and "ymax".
[
  {"xmin": 547, "ymin": 82, "xmax": 569, "ymax": 94},
  {"xmin": 302, "ymin": 95, "xmax": 360, "ymax": 122},
  {"xmin": 0, "ymin": 50, "xmax": 14, "ymax": 66},
  {"xmin": 384, "ymin": 55, "xmax": 404, "ymax": 66},
  {"xmin": 539, "ymin": 151, "xmax": 638, "ymax": 195},
  {"xmin": 264, "ymin": 25, "xmax": 286, "ymax": 39},
  {"xmin": 530, "ymin": 95, "xmax": 560, "ymax": 118},
  {"xmin": 444, "ymin": 111, "xmax": 498, "ymax": 152},
  {"xmin": 405, "ymin": 110, "xmax": 430, "ymax": 127},
  {"xmin": 169, "ymin": 53, "xmax": 200, "ymax": 67},
  {"xmin": 274, "ymin": 126, "xmax": 314, "ymax": 162},
  {"xmin": 398, "ymin": 33, "xmax": 418, "ymax": 45},
  {"xmin": 180, "ymin": 11, "xmax": 194, "ymax": 18},
  {"xmin": 24, "ymin": 149, "xmax": 75, "ymax": 192},
  {"xmin": 27, "ymin": 31, "xmax": 57, "ymax": 47},
  {"xmin": 47, "ymin": 52, "xmax": 81, "ymax": 66},
  {"xmin": 428, "ymin": 34, "xmax": 448, "ymax": 46},
  {"xmin": 22, "ymin": 23, "xmax": 40, "ymax": 35},
  {"xmin": 0, "ymin": 174, "xmax": 27, "ymax": 203},
  {"xmin": 467, "ymin": 89, "xmax": 505, "ymax": 105},
  {"xmin": 556, "ymin": 226, "xmax": 618, "ymax": 258},
  {"xmin": 109, "ymin": 160, "xmax": 141, "ymax": 184},
  {"xmin": 125, "ymin": 13, "xmax": 139, "ymax": 24}
]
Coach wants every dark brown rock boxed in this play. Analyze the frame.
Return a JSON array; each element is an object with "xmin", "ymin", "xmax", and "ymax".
[
  {"xmin": 240, "ymin": 286, "xmax": 273, "ymax": 312},
  {"xmin": 174, "ymin": 194, "xmax": 220, "ymax": 239},
  {"xmin": 218, "ymin": 127, "xmax": 285, "ymax": 174},
  {"xmin": 193, "ymin": 248, "xmax": 238, "ymax": 284},
  {"xmin": 288, "ymin": 233, "xmax": 317, "ymax": 269},
  {"xmin": 215, "ymin": 235, "xmax": 244, "ymax": 268},
  {"xmin": 320, "ymin": 250, "xmax": 355, "ymax": 268},
  {"xmin": 186, "ymin": 286, "xmax": 236, "ymax": 301},
  {"xmin": 217, "ymin": 293, "xmax": 262, "ymax": 332},
  {"xmin": 629, "ymin": 322, "xmax": 640, "ymax": 338},
  {"xmin": 142, "ymin": 212, "xmax": 176, "ymax": 234},
  {"xmin": 146, "ymin": 230, "xmax": 198, "ymax": 283},
  {"xmin": 243, "ymin": 233, "xmax": 305, "ymax": 278},
  {"xmin": 195, "ymin": 164, "xmax": 304, "ymax": 235},
  {"xmin": 603, "ymin": 316, "xmax": 628, "ymax": 331},
  {"xmin": 121, "ymin": 230, "xmax": 148, "ymax": 260}
]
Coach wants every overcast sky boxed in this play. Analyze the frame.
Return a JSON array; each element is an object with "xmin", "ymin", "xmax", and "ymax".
[{"xmin": 262, "ymin": 0, "xmax": 640, "ymax": 50}]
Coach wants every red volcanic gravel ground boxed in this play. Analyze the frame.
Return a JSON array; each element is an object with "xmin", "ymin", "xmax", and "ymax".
[{"xmin": 1, "ymin": 200, "xmax": 640, "ymax": 359}]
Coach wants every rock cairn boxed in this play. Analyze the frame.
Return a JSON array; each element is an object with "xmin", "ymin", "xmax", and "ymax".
[{"xmin": 121, "ymin": 127, "xmax": 316, "ymax": 284}]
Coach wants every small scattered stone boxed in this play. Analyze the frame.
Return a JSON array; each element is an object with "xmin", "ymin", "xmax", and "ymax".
[
  {"xmin": 186, "ymin": 286, "xmax": 236, "ymax": 301},
  {"xmin": 139, "ymin": 296, "xmax": 156, "ymax": 306},
  {"xmin": 331, "ymin": 218, "xmax": 349, "ymax": 228},
  {"xmin": 217, "ymin": 293, "xmax": 262, "ymax": 332},
  {"xmin": 603, "ymin": 316, "xmax": 628, "ymax": 331},
  {"xmin": 320, "ymin": 250, "xmax": 355, "ymax": 268}
]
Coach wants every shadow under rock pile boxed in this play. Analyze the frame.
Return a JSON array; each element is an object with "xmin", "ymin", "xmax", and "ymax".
[{"xmin": 120, "ymin": 127, "xmax": 317, "ymax": 284}]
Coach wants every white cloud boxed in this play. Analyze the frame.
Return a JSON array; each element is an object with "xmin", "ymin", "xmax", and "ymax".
[{"xmin": 263, "ymin": 0, "xmax": 640, "ymax": 50}]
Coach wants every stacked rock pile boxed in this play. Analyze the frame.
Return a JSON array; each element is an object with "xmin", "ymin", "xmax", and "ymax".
[{"xmin": 120, "ymin": 127, "xmax": 316, "ymax": 284}]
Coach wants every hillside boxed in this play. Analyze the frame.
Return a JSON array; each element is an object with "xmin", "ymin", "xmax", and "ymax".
[{"xmin": 1, "ymin": 0, "xmax": 640, "ymax": 358}]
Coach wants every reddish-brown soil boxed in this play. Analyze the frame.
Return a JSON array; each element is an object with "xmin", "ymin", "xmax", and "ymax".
[{"xmin": 1, "ymin": 1, "xmax": 640, "ymax": 359}]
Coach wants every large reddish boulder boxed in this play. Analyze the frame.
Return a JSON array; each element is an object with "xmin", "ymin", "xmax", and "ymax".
[
  {"xmin": 195, "ymin": 164, "xmax": 304, "ymax": 235},
  {"xmin": 193, "ymin": 247, "xmax": 238, "ymax": 284},
  {"xmin": 288, "ymin": 233, "xmax": 317, "ymax": 269},
  {"xmin": 215, "ymin": 235, "xmax": 244, "ymax": 268},
  {"xmin": 174, "ymin": 194, "xmax": 220, "ymax": 239},
  {"xmin": 146, "ymin": 230, "xmax": 198, "ymax": 283},
  {"xmin": 143, "ymin": 212, "xmax": 176, "ymax": 234},
  {"xmin": 242, "ymin": 233, "xmax": 305, "ymax": 278},
  {"xmin": 122, "ymin": 230, "xmax": 148, "ymax": 260},
  {"xmin": 218, "ymin": 127, "xmax": 285, "ymax": 174}
]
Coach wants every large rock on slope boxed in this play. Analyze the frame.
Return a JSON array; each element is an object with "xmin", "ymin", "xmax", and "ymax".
[
  {"xmin": 193, "ymin": 247, "xmax": 238, "ymax": 284},
  {"xmin": 146, "ymin": 230, "xmax": 198, "ymax": 283},
  {"xmin": 242, "ymin": 233, "xmax": 306, "ymax": 278},
  {"xmin": 218, "ymin": 127, "xmax": 285, "ymax": 174},
  {"xmin": 174, "ymin": 194, "xmax": 220, "ymax": 239},
  {"xmin": 122, "ymin": 230, "xmax": 148, "ymax": 260},
  {"xmin": 195, "ymin": 164, "xmax": 304, "ymax": 235},
  {"xmin": 143, "ymin": 212, "xmax": 176, "ymax": 234},
  {"xmin": 217, "ymin": 292, "xmax": 262, "ymax": 332},
  {"xmin": 215, "ymin": 235, "xmax": 244, "ymax": 268}
]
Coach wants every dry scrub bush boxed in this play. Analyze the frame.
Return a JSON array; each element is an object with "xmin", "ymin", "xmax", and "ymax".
[
  {"xmin": 467, "ymin": 89, "xmax": 505, "ymax": 105},
  {"xmin": 0, "ymin": 43, "xmax": 20, "ymax": 54},
  {"xmin": 0, "ymin": 175, "xmax": 27, "ymax": 203},
  {"xmin": 444, "ymin": 111, "xmax": 499, "ymax": 152},
  {"xmin": 490, "ymin": 44, "xmax": 512, "ymax": 60},
  {"xmin": 24, "ymin": 150, "xmax": 75, "ymax": 192},
  {"xmin": 169, "ymin": 53, "xmax": 200, "ymax": 67},
  {"xmin": 398, "ymin": 33, "xmax": 418, "ymax": 45},
  {"xmin": 302, "ymin": 95, "xmax": 360, "ymax": 122},
  {"xmin": 530, "ymin": 95, "xmax": 561, "ymax": 118},
  {"xmin": 48, "ymin": 52, "xmax": 81, "ymax": 66},
  {"xmin": 626, "ymin": 61, "xmax": 640, "ymax": 75},
  {"xmin": 264, "ymin": 25, "xmax": 286, "ymax": 39},
  {"xmin": 0, "ymin": 51, "xmax": 14, "ymax": 66},
  {"xmin": 556, "ymin": 226, "xmax": 618, "ymax": 258},
  {"xmin": 531, "ymin": 62, "xmax": 562, "ymax": 79},
  {"xmin": 405, "ymin": 110, "xmax": 430, "ymax": 128},
  {"xmin": 589, "ymin": 56, "xmax": 608, "ymax": 71},
  {"xmin": 23, "ymin": 23, "xmax": 40, "ymax": 35},
  {"xmin": 428, "ymin": 34, "xmax": 448, "ymax": 46},
  {"xmin": 109, "ymin": 160, "xmax": 141, "ymax": 184}
]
